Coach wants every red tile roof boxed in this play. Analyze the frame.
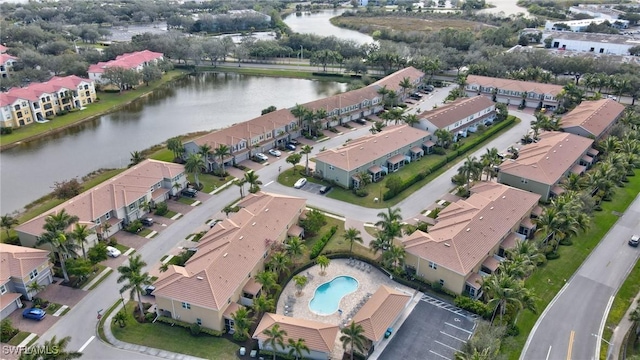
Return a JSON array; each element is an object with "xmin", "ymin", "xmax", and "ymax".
[
  {"xmin": 0, "ymin": 53, "xmax": 16, "ymax": 64},
  {"xmin": 254, "ymin": 313, "xmax": 339, "ymax": 353},
  {"xmin": 0, "ymin": 76, "xmax": 93, "ymax": 107},
  {"xmin": 0, "ymin": 243, "xmax": 50, "ymax": 279},
  {"xmin": 560, "ymin": 99, "xmax": 625, "ymax": 138},
  {"xmin": 466, "ymin": 75, "xmax": 563, "ymax": 96},
  {"xmin": 419, "ymin": 96, "xmax": 495, "ymax": 129},
  {"xmin": 88, "ymin": 50, "xmax": 163, "ymax": 74}
]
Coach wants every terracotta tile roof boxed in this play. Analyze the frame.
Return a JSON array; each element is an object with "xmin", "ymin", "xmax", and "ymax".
[
  {"xmin": 302, "ymin": 86, "xmax": 379, "ymax": 114},
  {"xmin": 243, "ymin": 278, "xmax": 262, "ymax": 296},
  {"xmin": 352, "ymin": 285, "xmax": 412, "ymax": 342},
  {"xmin": 0, "ymin": 44, "xmax": 7, "ymax": 53},
  {"xmin": 466, "ymin": 75, "xmax": 563, "ymax": 96},
  {"xmin": 560, "ymin": 99, "xmax": 625, "ymax": 138},
  {"xmin": 402, "ymin": 182, "xmax": 540, "ymax": 275},
  {"xmin": 0, "ymin": 53, "xmax": 16, "ymax": 64},
  {"xmin": 1, "ymin": 76, "xmax": 93, "ymax": 107},
  {"xmin": 153, "ymin": 192, "xmax": 306, "ymax": 310},
  {"xmin": 500, "ymin": 233, "xmax": 521, "ymax": 249},
  {"xmin": 88, "ymin": 50, "xmax": 163, "ymax": 74},
  {"xmin": 314, "ymin": 125, "xmax": 431, "ymax": 171},
  {"xmin": 0, "ymin": 243, "xmax": 50, "ymax": 278},
  {"xmin": 223, "ymin": 302, "xmax": 243, "ymax": 318},
  {"xmin": 370, "ymin": 67, "xmax": 424, "ymax": 93},
  {"xmin": 419, "ymin": 96, "xmax": 495, "ymax": 129},
  {"xmin": 532, "ymin": 205, "xmax": 543, "ymax": 217},
  {"xmin": 0, "ymin": 293, "xmax": 22, "ymax": 311},
  {"xmin": 253, "ymin": 313, "xmax": 339, "ymax": 353},
  {"xmin": 16, "ymin": 159, "xmax": 184, "ymax": 236},
  {"xmin": 498, "ymin": 132, "xmax": 594, "ymax": 186},
  {"xmin": 482, "ymin": 257, "xmax": 500, "ymax": 272},
  {"xmin": 465, "ymin": 273, "xmax": 483, "ymax": 289}
]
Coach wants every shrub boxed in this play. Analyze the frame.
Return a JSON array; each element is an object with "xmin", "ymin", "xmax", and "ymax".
[
  {"xmin": 506, "ymin": 323, "xmax": 520, "ymax": 337},
  {"xmin": 155, "ymin": 316, "xmax": 224, "ymax": 336},
  {"xmin": 144, "ymin": 312, "xmax": 156, "ymax": 322},
  {"xmin": 309, "ymin": 225, "xmax": 338, "ymax": 259},
  {"xmin": 0, "ymin": 127, "xmax": 13, "ymax": 135},
  {"xmin": 190, "ymin": 323, "xmax": 201, "ymax": 335},
  {"xmin": 155, "ymin": 202, "xmax": 168, "ymax": 216},
  {"xmin": 353, "ymin": 188, "xmax": 368, "ymax": 197},
  {"xmin": 108, "ymin": 237, "xmax": 118, "ymax": 247},
  {"xmin": 432, "ymin": 147, "xmax": 446, "ymax": 155},
  {"xmin": 125, "ymin": 220, "xmax": 143, "ymax": 233},
  {"xmin": 0, "ymin": 319, "xmax": 18, "ymax": 343},
  {"xmin": 454, "ymin": 296, "xmax": 491, "ymax": 318},
  {"xmin": 546, "ymin": 252, "xmax": 560, "ymax": 260}
]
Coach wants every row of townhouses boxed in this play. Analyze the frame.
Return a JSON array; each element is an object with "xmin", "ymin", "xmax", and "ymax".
[
  {"xmin": 88, "ymin": 50, "xmax": 164, "ymax": 84},
  {"xmin": 464, "ymin": 75, "xmax": 564, "ymax": 110}
]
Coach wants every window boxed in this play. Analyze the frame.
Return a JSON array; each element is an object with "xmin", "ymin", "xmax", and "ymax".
[
  {"xmin": 181, "ymin": 302, "xmax": 191, "ymax": 309},
  {"xmin": 196, "ymin": 318, "xmax": 202, "ymax": 325},
  {"xmin": 329, "ymin": 165, "xmax": 335, "ymax": 171},
  {"xmin": 0, "ymin": 284, "xmax": 6, "ymax": 295},
  {"xmin": 29, "ymin": 269, "xmax": 38, "ymax": 280},
  {"xmin": 85, "ymin": 91, "xmax": 90, "ymax": 97},
  {"xmin": 84, "ymin": 85, "xmax": 89, "ymax": 90},
  {"xmin": 520, "ymin": 178, "xmax": 528, "ymax": 184},
  {"xmin": 16, "ymin": 111, "xmax": 22, "ymax": 118},
  {"xmin": 95, "ymin": 218, "xmax": 101, "ymax": 225},
  {"xmin": 429, "ymin": 262, "xmax": 437, "ymax": 269},
  {"xmin": 439, "ymin": 279, "xmax": 445, "ymax": 286},
  {"xmin": 105, "ymin": 212, "xmax": 111, "ymax": 220}
]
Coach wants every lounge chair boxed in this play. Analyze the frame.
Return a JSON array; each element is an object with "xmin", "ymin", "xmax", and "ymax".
[{"xmin": 366, "ymin": 265, "xmax": 372, "ymax": 273}]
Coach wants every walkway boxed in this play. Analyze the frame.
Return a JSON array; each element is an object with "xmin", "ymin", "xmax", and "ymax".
[{"xmin": 610, "ymin": 291, "xmax": 640, "ymax": 360}]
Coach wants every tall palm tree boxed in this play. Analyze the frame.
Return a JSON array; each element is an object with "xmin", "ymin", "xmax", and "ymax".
[
  {"xmin": 316, "ymin": 255, "xmax": 330, "ymax": 275},
  {"xmin": 376, "ymin": 207, "xmax": 402, "ymax": 237},
  {"xmin": 288, "ymin": 338, "xmax": 310, "ymax": 360},
  {"xmin": 398, "ymin": 76, "xmax": 412, "ymax": 98},
  {"xmin": 482, "ymin": 272, "xmax": 536, "ymax": 324},
  {"xmin": 343, "ymin": 227, "xmax": 363, "ymax": 254},
  {"xmin": 117, "ymin": 254, "xmax": 152, "ymax": 319},
  {"xmin": 252, "ymin": 295, "xmax": 275, "ymax": 317},
  {"xmin": 285, "ymin": 237, "xmax": 306, "ymax": 262},
  {"xmin": 291, "ymin": 104, "xmax": 308, "ymax": 127},
  {"xmin": 377, "ymin": 85, "xmax": 390, "ymax": 108},
  {"xmin": 129, "ymin": 151, "xmax": 145, "ymax": 167},
  {"xmin": 402, "ymin": 113, "xmax": 420, "ymax": 127},
  {"xmin": 231, "ymin": 307, "xmax": 252, "ymax": 341},
  {"xmin": 293, "ymin": 275, "xmax": 308, "ymax": 296},
  {"xmin": 562, "ymin": 172, "xmax": 585, "ymax": 192},
  {"xmin": 213, "ymin": 144, "xmax": 231, "ymax": 176},
  {"xmin": 1, "ymin": 214, "xmax": 19, "ymax": 238},
  {"xmin": 268, "ymin": 251, "xmax": 292, "ymax": 277},
  {"xmin": 340, "ymin": 322, "xmax": 368, "ymax": 360},
  {"xmin": 244, "ymin": 171, "xmax": 261, "ymax": 193},
  {"xmin": 234, "ymin": 178, "xmax": 246, "ymax": 198},
  {"xmin": 198, "ymin": 144, "xmax": 212, "ymax": 161},
  {"xmin": 507, "ymin": 240, "xmax": 545, "ymax": 267},
  {"xmin": 37, "ymin": 210, "xmax": 80, "ymax": 283},
  {"xmin": 255, "ymin": 270, "xmax": 280, "ymax": 295},
  {"xmin": 262, "ymin": 324, "xmax": 287, "ymax": 360},
  {"xmin": 369, "ymin": 232, "xmax": 389, "ymax": 255},
  {"xmin": 20, "ymin": 335, "xmax": 81, "ymax": 360},
  {"xmin": 382, "ymin": 244, "xmax": 405, "ymax": 269},
  {"xmin": 70, "ymin": 223, "xmax": 94, "ymax": 260},
  {"xmin": 301, "ymin": 145, "xmax": 313, "ymax": 176},
  {"xmin": 434, "ymin": 128, "xmax": 453, "ymax": 148},
  {"xmin": 458, "ymin": 156, "xmax": 481, "ymax": 195},
  {"xmin": 167, "ymin": 137, "xmax": 184, "ymax": 161},
  {"xmin": 184, "ymin": 153, "xmax": 206, "ymax": 189}
]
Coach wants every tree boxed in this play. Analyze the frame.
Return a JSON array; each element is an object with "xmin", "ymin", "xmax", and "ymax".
[
  {"xmin": 244, "ymin": 171, "xmax": 261, "ymax": 193},
  {"xmin": 129, "ymin": 151, "xmax": 145, "ymax": 167},
  {"xmin": 117, "ymin": 254, "xmax": 152, "ymax": 319},
  {"xmin": 403, "ymin": 113, "xmax": 420, "ymax": 127},
  {"xmin": 481, "ymin": 272, "xmax": 536, "ymax": 324},
  {"xmin": 66, "ymin": 258, "xmax": 92, "ymax": 282},
  {"xmin": 102, "ymin": 67, "xmax": 141, "ymax": 92},
  {"xmin": 52, "ymin": 178, "xmax": 82, "ymax": 199},
  {"xmin": 343, "ymin": 227, "xmax": 363, "ymax": 254},
  {"xmin": 376, "ymin": 207, "xmax": 403, "ymax": 241},
  {"xmin": 288, "ymin": 338, "xmax": 310, "ymax": 360},
  {"xmin": 113, "ymin": 311, "xmax": 127, "ymax": 328},
  {"xmin": 398, "ymin": 76, "xmax": 412, "ymax": 97},
  {"xmin": 185, "ymin": 153, "xmax": 206, "ymax": 189},
  {"xmin": 300, "ymin": 209, "xmax": 326, "ymax": 235},
  {"xmin": 316, "ymin": 255, "xmax": 330, "ymax": 275},
  {"xmin": 268, "ymin": 251, "xmax": 292, "ymax": 277},
  {"xmin": 301, "ymin": 145, "xmax": 313, "ymax": 175},
  {"xmin": 70, "ymin": 224, "xmax": 94, "ymax": 260},
  {"xmin": 262, "ymin": 324, "xmax": 287, "ymax": 360},
  {"xmin": 458, "ymin": 156, "xmax": 482, "ymax": 195},
  {"xmin": 167, "ymin": 137, "xmax": 184, "ymax": 161},
  {"xmin": 340, "ymin": 322, "xmax": 368, "ymax": 360},
  {"xmin": 141, "ymin": 65, "xmax": 162, "ymax": 86},
  {"xmin": 87, "ymin": 242, "xmax": 108, "ymax": 271},
  {"xmin": 382, "ymin": 244, "xmax": 405, "ymax": 269},
  {"xmin": 434, "ymin": 128, "xmax": 453, "ymax": 148},
  {"xmin": 234, "ymin": 178, "xmax": 246, "ymax": 198},
  {"xmin": 255, "ymin": 270, "xmax": 280, "ymax": 295},
  {"xmin": 1, "ymin": 214, "xmax": 19, "ymax": 238},
  {"xmin": 261, "ymin": 105, "xmax": 277, "ymax": 115},
  {"xmin": 198, "ymin": 144, "xmax": 212, "ymax": 161},
  {"xmin": 252, "ymin": 294, "xmax": 275, "ymax": 317},
  {"xmin": 37, "ymin": 210, "xmax": 80, "ymax": 283},
  {"xmin": 213, "ymin": 144, "xmax": 231, "ymax": 176},
  {"xmin": 286, "ymin": 153, "xmax": 302, "ymax": 168},
  {"xmin": 26, "ymin": 281, "xmax": 45, "ymax": 298},
  {"xmin": 231, "ymin": 307, "xmax": 251, "ymax": 341},
  {"xmin": 285, "ymin": 237, "xmax": 306, "ymax": 262},
  {"xmin": 20, "ymin": 336, "xmax": 81, "ymax": 360},
  {"xmin": 293, "ymin": 275, "xmax": 308, "ymax": 296}
]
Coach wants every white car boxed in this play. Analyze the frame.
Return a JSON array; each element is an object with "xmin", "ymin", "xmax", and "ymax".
[
  {"xmin": 268, "ymin": 149, "xmax": 282, "ymax": 157},
  {"xmin": 255, "ymin": 153, "xmax": 268, "ymax": 162},
  {"xmin": 294, "ymin": 178, "xmax": 307, "ymax": 189},
  {"xmin": 106, "ymin": 246, "xmax": 122, "ymax": 258}
]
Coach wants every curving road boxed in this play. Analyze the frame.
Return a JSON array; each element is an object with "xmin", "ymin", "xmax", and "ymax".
[
  {"xmin": 520, "ymin": 195, "xmax": 640, "ymax": 360},
  {"xmin": 37, "ymin": 93, "xmax": 534, "ymax": 359}
]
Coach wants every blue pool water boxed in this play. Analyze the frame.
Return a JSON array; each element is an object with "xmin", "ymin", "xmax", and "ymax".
[{"xmin": 308, "ymin": 276, "xmax": 358, "ymax": 315}]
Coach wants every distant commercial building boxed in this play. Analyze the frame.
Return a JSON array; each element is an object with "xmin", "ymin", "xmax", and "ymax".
[
  {"xmin": 569, "ymin": 4, "xmax": 626, "ymax": 21},
  {"xmin": 542, "ymin": 31, "xmax": 640, "ymax": 56},
  {"xmin": 544, "ymin": 18, "xmax": 628, "ymax": 32}
]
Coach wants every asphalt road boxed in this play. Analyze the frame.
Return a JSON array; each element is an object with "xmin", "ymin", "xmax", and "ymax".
[
  {"xmin": 36, "ymin": 89, "xmax": 534, "ymax": 358},
  {"xmin": 520, "ymin": 195, "xmax": 640, "ymax": 360}
]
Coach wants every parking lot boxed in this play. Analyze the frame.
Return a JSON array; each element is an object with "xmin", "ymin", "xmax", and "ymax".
[
  {"xmin": 379, "ymin": 294, "xmax": 477, "ymax": 360},
  {"xmin": 295, "ymin": 181, "xmax": 331, "ymax": 196}
]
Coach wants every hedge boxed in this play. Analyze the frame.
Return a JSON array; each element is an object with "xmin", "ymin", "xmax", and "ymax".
[
  {"xmin": 454, "ymin": 296, "xmax": 492, "ymax": 319},
  {"xmin": 309, "ymin": 225, "xmax": 338, "ymax": 259},
  {"xmin": 155, "ymin": 316, "xmax": 224, "ymax": 337}
]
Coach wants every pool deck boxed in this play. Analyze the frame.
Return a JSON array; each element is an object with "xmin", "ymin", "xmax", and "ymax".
[{"xmin": 278, "ymin": 258, "xmax": 416, "ymax": 359}]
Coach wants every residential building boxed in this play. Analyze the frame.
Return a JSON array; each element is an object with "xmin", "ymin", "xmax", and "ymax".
[
  {"xmin": 369, "ymin": 66, "xmax": 425, "ymax": 100},
  {"xmin": 560, "ymin": 99, "xmax": 625, "ymax": 140},
  {"xmin": 0, "ymin": 76, "xmax": 97, "ymax": 128},
  {"xmin": 300, "ymin": 86, "xmax": 383, "ymax": 130},
  {"xmin": 0, "ymin": 50, "xmax": 17, "ymax": 78},
  {"xmin": 153, "ymin": 192, "xmax": 307, "ymax": 332},
  {"xmin": 88, "ymin": 50, "xmax": 164, "ymax": 84},
  {"xmin": 417, "ymin": 95, "xmax": 496, "ymax": 140},
  {"xmin": 464, "ymin": 75, "xmax": 563, "ymax": 110},
  {"xmin": 400, "ymin": 183, "xmax": 541, "ymax": 297},
  {"xmin": 352, "ymin": 285, "xmax": 412, "ymax": 354},
  {"xmin": 253, "ymin": 313, "xmax": 339, "ymax": 360},
  {"xmin": 498, "ymin": 132, "xmax": 595, "ymax": 202},
  {"xmin": 0, "ymin": 244, "xmax": 52, "ymax": 318},
  {"xmin": 542, "ymin": 31, "xmax": 640, "ymax": 56},
  {"xmin": 16, "ymin": 160, "xmax": 186, "ymax": 250},
  {"xmin": 314, "ymin": 125, "xmax": 432, "ymax": 189},
  {"xmin": 544, "ymin": 18, "xmax": 628, "ymax": 32}
]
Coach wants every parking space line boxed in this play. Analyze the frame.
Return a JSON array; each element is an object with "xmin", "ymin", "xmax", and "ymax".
[
  {"xmin": 445, "ymin": 322, "xmax": 473, "ymax": 334},
  {"xmin": 264, "ymin": 181, "xmax": 273, "ymax": 187},
  {"xmin": 434, "ymin": 340, "xmax": 457, "ymax": 351},
  {"xmin": 429, "ymin": 350, "xmax": 450, "ymax": 359},
  {"xmin": 440, "ymin": 331, "xmax": 467, "ymax": 343}
]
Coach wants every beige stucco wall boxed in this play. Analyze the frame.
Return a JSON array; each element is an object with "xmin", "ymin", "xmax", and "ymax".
[{"xmin": 498, "ymin": 172, "xmax": 552, "ymax": 202}]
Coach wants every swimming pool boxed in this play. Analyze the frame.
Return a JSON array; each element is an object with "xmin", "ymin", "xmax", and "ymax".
[{"xmin": 308, "ymin": 276, "xmax": 358, "ymax": 315}]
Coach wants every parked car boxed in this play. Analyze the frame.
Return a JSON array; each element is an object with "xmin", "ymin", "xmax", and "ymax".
[
  {"xmin": 141, "ymin": 218, "xmax": 154, "ymax": 226},
  {"xmin": 142, "ymin": 284, "xmax": 156, "ymax": 296},
  {"xmin": 424, "ymin": 85, "xmax": 435, "ymax": 92},
  {"xmin": 268, "ymin": 149, "xmax": 282, "ymax": 157},
  {"xmin": 23, "ymin": 308, "xmax": 46, "ymax": 321},
  {"xmin": 354, "ymin": 118, "xmax": 367, "ymax": 125},
  {"xmin": 294, "ymin": 178, "xmax": 307, "ymax": 189},
  {"xmin": 410, "ymin": 92, "xmax": 422, "ymax": 100},
  {"xmin": 384, "ymin": 327, "xmax": 393, "ymax": 339},
  {"xmin": 106, "ymin": 246, "xmax": 122, "ymax": 258},
  {"xmin": 181, "ymin": 188, "xmax": 198, "ymax": 198},
  {"xmin": 289, "ymin": 139, "xmax": 300, "ymax": 145},
  {"xmin": 319, "ymin": 185, "xmax": 332, "ymax": 194},
  {"xmin": 629, "ymin": 235, "xmax": 639, "ymax": 247},
  {"xmin": 285, "ymin": 143, "xmax": 296, "ymax": 151},
  {"xmin": 209, "ymin": 219, "xmax": 222, "ymax": 228},
  {"xmin": 255, "ymin": 153, "xmax": 269, "ymax": 162}
]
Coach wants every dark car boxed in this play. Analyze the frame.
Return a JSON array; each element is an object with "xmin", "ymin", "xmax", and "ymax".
[
  {"xmin": 142, "ymin": 284, "xmax": 156, "ymax": 296},
  {"xmin": 409, "ymin": 93, "xmax": 422, "ymax": 100},
  {"xmin": 23, "ymin": 308, "xmax": 46, "ymax": 321},
  {"xmin": 285, "ymin": 143, "xmax": 296, "ymax": 151},
  {"xmin": 141, "ymin": 218, "xmax": 154, "ymax": 226},
  {"xmin": 630, "ymin": 235, "xmax": 639, "ymax": 247},
  {"xmin": 319, "ymin": 185, "xmax": 332, "ymax": 194},
  {"xmin": 181, "ymin": 188, "xmax": 198, "ymax": 198}
]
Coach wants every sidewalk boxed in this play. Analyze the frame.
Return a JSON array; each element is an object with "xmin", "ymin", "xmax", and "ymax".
[
  {"xmin": 609, "ymin": 291, "xmax": 640, "ymax": 360},
  {"xmin": 101, "ymin": 302, "xmax": 205, "ymax": 360}
]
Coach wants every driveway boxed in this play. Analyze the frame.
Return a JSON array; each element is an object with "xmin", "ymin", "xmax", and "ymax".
[{"xmin": 378, "ymin": 295, "xmax": 477, "ymax": 360}]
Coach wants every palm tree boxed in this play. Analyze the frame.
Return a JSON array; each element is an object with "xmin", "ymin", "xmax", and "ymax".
[
  {"xmin": 262, "ymin": 324, "xmax": 287, "ymax": 360},
  {"xmin": 369, "ymin": 232, "xmax": 388, "ymax": 255},
  {"xmin": 70, "ymin": 223, "xmax": 94, "ymax": 260},
  {"xmin": 172, "ymin": 182, "xmax": 182, "ymax": 198},
  {"xmin": 213, "ymin": 144, "xmax": 231, "ymax": 176},
  {"xmin": 340, "ymin": 322, "xmax": 368, "ymax": 360},
  {"xmin": 113, "ymin": 310, "xmax": 127, "ymax": 328},
  {"xmin": 129, "ymin": 151, "xmax": 145, "ymax": 167},
  {"xmin": 20, "ymin": 336, "xmax": 81, "ymax": 360},
  {"xmin": 198, "ymin": 143, "xmax": 212, "ymax": 161},
  {"xmin": 507, "ymin": 240, "xmax": 545, "ymax": 267},
  {"xmin": 482, "ymin": 272, "xmax": 536, "ymax": 324},
  {"xmin": 285, "ymin": 237, "xmax": 306, "ymax": 262},
  {"xmin": 402, "ymin": 113, "xmax": 420, "ymax": 127},
  {"xmin": 37, "ymin": 210, "xmax": 80, "ymax": 283},
  {"xmin": 252, "ymin": 295, "xmax": 275, "ymax": 317},
  {"xmin": 255, "ymin": 270, "xmax": 280, "ymax": 295},
  {"xmin": 398, "ymin": 76, "xmax": 412, "ymax": 98},
  {"xmin": 185, "ymin": 153, "xmax": 206, "ymax": 189},
  {"xmin": 434, "ymin": 128, "xmax": 453, "ymax": 148},
  {"xmin": 231, "ymin": 307, "xmax": 252, "ymax": 341},
  {"xmin": 293, "ymin": 275, "xmax": 308, "ymax": 296},
  {"xmin": 455, "ymin": 348, "xmax": 492, "ymax": 360},
  {"xmin": 376, "ymin": 207, "xmax": 402, "ymax": 236},
  {"xmin": 343, "ymin": 227, "xmax": 363, "ymax": 254},
  {"xmin": 291, "ymin": 104, "xmax": 308, "ymax": 127},
  {"xmin": 458, "ymin": 156, "xmax": 481, "ymax": 195},
  {"xmin": 301, "ymin": 145, "xmax": 313, "ymax": 176},
  {"xmin": 316, "ymin": 255, "xmax": 330, "ymax": 275},
  {"xmin": 234, "ymin": 178, "xmax": 247, "ymax": 198},
  {"xmin": 167, "ymin": 137, "xmax": 184, "ymax": 161},
  {"xmin": 117, "ymin": 254, "xmax": 152, "ymax": 319},
  {"xmin": 26, "ymin": 281, "xmax": 44, "ymax": 298},
  {"xmin": 268, "ymin": 251, "xmax": 292, "ymax": 277},
  {"xmin": 562, "ymin": 172, "xmax": 585, "ymax": 192},
  {"xmin": 382, "ymin": 244, "xmax": 405, "ymax": 269},
  {"xmin": 288, "ymin": 338, "xmax": 310, "ymax": 360},
  {"xmin": 244, "ymin": 171, "xmax": 261, "ymax": 193},
  {"xmin": 377, "ymin": 85, "xmax": 390, "ymax": 108},
  {"xmin": 1, "ymin": 214, "xmax": 19, "ymax": 238}
]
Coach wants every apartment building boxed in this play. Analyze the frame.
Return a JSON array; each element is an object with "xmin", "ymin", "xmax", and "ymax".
[
  {"xmin": 464, "ymin": 75, "xmax": 564, "ymax": 110},
  {"xmin": 560, "ymin": 99, "xmax": 625, "ymax": 140},
  {"xmin": 0, "ymin": 45, "xmax": 17, "ymax": 78},
  {"xmin": 88, "ymin": 50, "xmax": 164, "ymax": 84},
  {"xmin": 417, "ymin": 95, "xmax": 496, "ymax": 140}
]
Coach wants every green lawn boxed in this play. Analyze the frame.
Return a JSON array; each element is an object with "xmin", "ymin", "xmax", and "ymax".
[
  {"xmin": 138, "ymin": 229, "xmax": 153, "ymax": 238},
  {"xmin": 162, "ymin": 210, "xmax": 178, "ymax": 218},
  {"xmin": 111, "ymin": 302, "xmax": 240, "ymax": 360},
  {"xmin": 76, "ymin": 264, "xmax": 107, "ymax": 289},
  {"xmin": 0, "ymin": 70, "xmax": 187, "ymax": 147},
  {"xmin": 7, "ymin": 331, "xmax": 31, "ymax": 346},
  {"xmin": 115, "ymin": 243, "xmax": 131, "ymax": 253},
  {"xmin": 177, "ymin": 197, "xmax": 198, "ymax": 205},
  {"xmin": 45, "ymin": 302, "xmax": 63, "ymax": 315},
  {"xmin": 187, "ymin": 173, "xmax": 233, "ymax": 193},
  {"xmin": 505, "ymin": 170, "xmax": 640, "ymax": 359},
  {"xmin": 299, "ymin": 216, "xmax": 379, "ymax": 262}
]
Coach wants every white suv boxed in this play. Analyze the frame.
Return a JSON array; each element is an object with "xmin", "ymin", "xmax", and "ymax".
[{"xmin": 294, "ymin": 178, "xmax": 307, "ymax": 189}]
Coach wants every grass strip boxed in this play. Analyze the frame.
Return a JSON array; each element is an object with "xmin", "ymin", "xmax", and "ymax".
[
  {"xmin": 7, "ymin": 331, "xmax": 31, "ymax": 346},
  {"xmin": 87, "ymin": 268, "xmax": 113, "ymax": 291}
]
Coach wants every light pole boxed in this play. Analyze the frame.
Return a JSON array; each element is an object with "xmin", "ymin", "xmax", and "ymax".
[
  {"xmin": 591, "ymin": 333, "xmax": 613, "ymax": 360},
  {"xmin": 591, "ymin": 333, "xmax": 611, "ymax": 345},
  {"xmin": 299, "ymin": 45, "xmax": 303, "ymax": 69}
]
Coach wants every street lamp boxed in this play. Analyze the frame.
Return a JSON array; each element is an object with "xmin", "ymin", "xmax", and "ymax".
[{"xmin": 591, "ymin": 333, "xmax": 611, "ymax": 346}]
